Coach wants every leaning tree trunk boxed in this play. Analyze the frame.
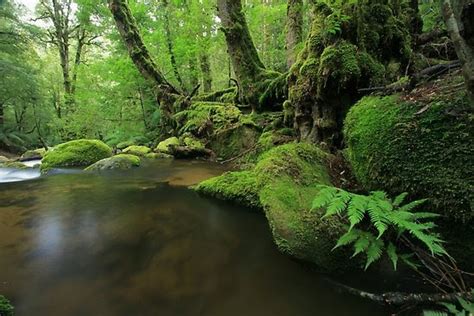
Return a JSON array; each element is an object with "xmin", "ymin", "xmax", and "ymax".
[
  {"xmin": 285, "ymin": 0, "xmax": 303, "ymax": 68},
  {"xmin": 216, "ymin": 0, "xmax": 278, "ymax": 110},
  {"xmin": 442, "ymin": 0, "xmax": 474, "ymax": 100},
  {"xmin": 108, "ymin": 0, "xmax": 180, "ymax": 120}
]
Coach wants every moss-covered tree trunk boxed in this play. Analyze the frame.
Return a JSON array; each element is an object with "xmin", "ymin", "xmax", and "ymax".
[
  {"xmin": 216, "ymin": 0, "xmax": 278, "ymax": 110},
  {"xmin": 199, "ymin": 53, "xmax": 212, "ymax": 92},
  {"xmin": 286, "ymin": 0, "xmax": 303, "ymax": 68},
  {"xmin": 442, "ymin": 0, "xmax": 474, "ymax": 99},
  {"xmin": 108, "ymin": 0, "xmax": 180, "ymax": 121}
]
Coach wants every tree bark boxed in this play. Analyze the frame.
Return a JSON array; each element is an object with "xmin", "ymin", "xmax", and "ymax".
[
  {"xmin": 216, "ymin": 0, "xmax": 277, "ymax": 109},
  {"xmin": 108, "ymin": 0, "xmax": 179, "ymax": 104},
  {"xmin": 286, "ymin": 0, "xmax": 303, "ymax": 68},
  {"xmin": 199, "ymin": 53, "xmax": 212, "ymax": 92},
  {"xmin": 442, "ymin": 0, "xmax": 474, "ymax": 99}
]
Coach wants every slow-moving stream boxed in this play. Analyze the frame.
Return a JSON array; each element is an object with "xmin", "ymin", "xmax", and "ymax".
[{"xmin": 0, "ymin": 160, "xmax": 387, "ymax": 316}]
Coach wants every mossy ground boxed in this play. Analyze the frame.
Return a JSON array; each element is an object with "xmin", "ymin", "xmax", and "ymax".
[
  {"xmin": 41, "ymin": 139, "xmax": 112, "ymax": 172},
  {"xmin": 195, "ymin": 143, "xmax": 353, "ymax": 273}
]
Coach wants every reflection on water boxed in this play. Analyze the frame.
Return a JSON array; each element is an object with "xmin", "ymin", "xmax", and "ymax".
[{"xmin": 0, "ymin": 160, "xmax": 387, "ymax": 316}]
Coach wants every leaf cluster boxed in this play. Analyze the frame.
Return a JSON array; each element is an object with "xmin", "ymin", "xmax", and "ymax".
[{"xmin": 312, "ymin": 186, "xmax": 446, "ymax": 270}]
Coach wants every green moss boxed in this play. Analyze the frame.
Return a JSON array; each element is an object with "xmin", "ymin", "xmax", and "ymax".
[
  {"xmin": 195, "ymin": 143, "xmax": 353, "ymax": 273},
  {"xmin": 0, "ymin": 295, "xmax": 13, "ymax": 316},
  {"xmin": 210, "ymin": 124, "xmax": 260, "ymax": 160},
  {"xmin": 0, "ymin": 156, "xmax": 10, "ymax": 163},
  {"xmin": 41, "ymin": 139, "xmax": 112, "ymax": 172},
  {"xmin": 344, "ymin": 93, "xmax": 473, "ymax": 222},
  {"xmin": 121, "ymin": 145, "xmax": 151, "ymax": 156},
  {"xmin": 195, "ymin": 171, "xmax": 260, "ymax": 209},
  {"xmin": 0, "ymin": 161, "xmax": 29, "ymax": 169},
  {"xmin": 155, "ymin": 137, "xmax": 179, "ymax": 154},
  {"xmin": 116, "ymin": 141, "xmax": 135, "ymax": 150},
  {"xmin": 85, "ymin": 154, "xmax": 141, "ymax": 171},
  {"xmin": 144, "ymin": 152, "xmax": 173, "ymax": 159},
  {"xmin": 173, "ymin": 102, "xmax": 241, "ymax": 136},
  {"xmin": 181, "ymin": 135, "xmax": 205, "ymax": 151}
]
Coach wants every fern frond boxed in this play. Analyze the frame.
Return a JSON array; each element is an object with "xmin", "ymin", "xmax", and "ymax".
[
  {"xmin": 422, "ymin": 311, "xmax": 448, "ymax": 316},
  {"xmin": 393, "ymin": 192, "xmax": 408, "ymax": 207},
  {"xmin": 366, "ymin": 199, "xmax": 388, "ymax": 238},
  {"xmin": 333, "ymin": 229, "xmax": 361, "ymax": 250},
  {"xmin": 312, "ymin": 186, "xmax": 338, "ymax": 210},
  {"xmin": 398, "ymin": 198, "xmax": 428, "ymax": 212},
  {"xmin": 364, "ymin": 238, "xmax": 384, "ymax": 270},
  {"xmin": 347, "ymin": 195, "xmax": 367, "ymax": 230},
  {"xmin": 400, "ymin": 253, "xmax": 420, "ymax": 270},
  {"xmin": 386, "ymin": 242, "xmax": 398, "ymax": 270},
  {"xmin": 352, "ymin": 234, "xmax": 371, "ymax": 257}
]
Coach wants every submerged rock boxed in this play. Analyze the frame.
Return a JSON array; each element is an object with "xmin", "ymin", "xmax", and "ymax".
[
  {"xmin": 196, "ymin": 143, "xmax": 352, "ymax": 273},
  {"xmin": 41, "ymin": 139, "xmax": 112, "ymax": 172},
  {"xmin": 0, "ymin": 161, "xmax": 29, "ymax": 169},
  {"xmin": 85, "ymin": 154, "xmax": 140, "ymax": 171},
  {"xmin": 122, "ymin": 145, "xmax": 151, "ymax": 157}
]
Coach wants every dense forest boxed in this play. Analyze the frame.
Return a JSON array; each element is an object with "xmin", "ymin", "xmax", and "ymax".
[{"xmin": 0, "ymin": 0, "xmax": 473, "ymax": 315}]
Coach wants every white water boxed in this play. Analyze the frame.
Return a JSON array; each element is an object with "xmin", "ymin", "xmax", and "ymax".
[{"xmin": 0, "ymin": 159, "xmax": 42, "ymax": 183}]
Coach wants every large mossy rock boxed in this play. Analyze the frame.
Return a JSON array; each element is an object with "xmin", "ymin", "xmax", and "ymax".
[
  {"xmin": 196, "ymin": 143, "xmax": 352, "ymax": 273},
  {"xmin": 121, "ymin": 145, "xmax": 151, "ymax": 157},
  {"xmin": 344, "ymin": 94, "xmax": 473, "ymax": 222},
  {"xmin": 155, "ymin": 137, "xmax": 180, "ymax": 154},
  {"xmin": 85, "ymin": 154, "xmax": 140, "ymax": 171},
  {"xmin": 41, "ymin": 139, "xmax": 112, "ymax": 172},
  {"xmin": 344, "ymin": 93, "xmax": 474, "ymax": 268}
]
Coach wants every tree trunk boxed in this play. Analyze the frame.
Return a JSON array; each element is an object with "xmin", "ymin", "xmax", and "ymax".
[
  {"xmin": 188, "ymin": 53, "xmax": 199, "ymax": 90},
  {"xmin": 199, "ymin": 53, "xmax": 212, "ymax": 92},
  {"xmin": 286, "ymin": 0, "xmax": 303, "ymax": 68},
  {"xmin": 108, "ymin": 0, "xmax": 179, "ymax": 108},
  {"xmin": 0, "ymin": 102, "xmax": 4, "ymax": 128},
  {"xmin": 216, "ymin": 0, "xmax": 277, "ymax": 109},
  {"xmin": 442, "ymin": 0, "xmax": 474, "ymax": 100},
  {"xmin": 71, "ymin": 28, "xmax": 86, "ymax": 95},
  {"xmin": 162, "ymin": 0, "xmax": 186, "ymax": 93}
]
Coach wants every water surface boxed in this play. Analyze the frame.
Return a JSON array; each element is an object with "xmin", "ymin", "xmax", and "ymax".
[{"xmin": 0, "ymin": 160, "xmax": 387, "ymax": 315}]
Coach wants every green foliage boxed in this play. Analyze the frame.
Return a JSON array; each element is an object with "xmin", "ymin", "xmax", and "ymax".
[
  {"xmin": 313, "ymin": 186, "xmax": 446, "ymax": 270},
  {"xmin": 41, "ymin": 139, "xmax": 112, "ymax": 172},
  {"xmin": 0, "ymin": 295, "xmax": 14, "ymax": 316}
]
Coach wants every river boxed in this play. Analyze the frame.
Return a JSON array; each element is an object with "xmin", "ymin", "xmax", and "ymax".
[{"xmin": 0, "ymin": 160, "xmax": 388, "ymax": 315}]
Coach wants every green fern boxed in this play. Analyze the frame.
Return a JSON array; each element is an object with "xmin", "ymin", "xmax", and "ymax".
[
  {"xmin": 423, "ymin": 290, "xmax": 474, "ymax": 316},
  {"xmin": 312, "ymin": 186, "xmax": 445, "ymax": 270}
]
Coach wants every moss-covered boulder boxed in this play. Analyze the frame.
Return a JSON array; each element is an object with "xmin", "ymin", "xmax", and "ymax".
[
  {"xmin": 155, "ymin": 137, "xmax": 179, "ymax": 154},
  {"xmin": 344, "ymin": 93, "xmax": 473, "ymax": 222},
  {"xmin": 0, "ymin": 295, "xmax": 14, "ymax": 316},
  {"xmin": 344, "ymin": 92, "xmax": 474, "ymax": 269},
  {"xmin": 121, "ymin": 145, "xmax": 151, "ymax": 157},
  {"xmin": 0, "ymin": 155, "xmax": 10, "ymax": 163},
  {"xmin": 195, "ymin": 143, "xmax": 352, "ymax": 273},
  {"xmin": 21, "ymin": 148, "xmax": 46, "ymax": 160},
  {"xmin": 85, "ymin": 154, "xmax": 140, "ymax": 171},
  {"xmin": 0, "ymin": 161, "xmax": 29, "ymax": 169},
  {"xmin": 41, "ymin": 139, "xmax": 112, "ymax": 172},
  {"xmin": 145, "ymin": 152, "xmax": 173, "ymax": 159},
  {"xmin": 196, "ymin": 171, "xmax": 260, "ymax": 209}
]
